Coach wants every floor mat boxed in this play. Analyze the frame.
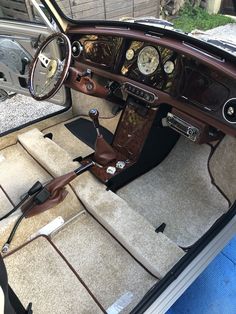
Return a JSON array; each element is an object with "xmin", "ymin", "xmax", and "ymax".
[
  {"xmin": 43, "ymin": 114, "xmax": 120, "ymax": 160},
  {"xmin": 118, "ymin": 136, "xmax": 229, "ymax": 247},
  {"xmin": 65, "ymin": 117, "xmax": 113, "ymax": 149},
  {"xmin": 52, "ymin": 213, "xmax": 157, "ymax": 313},
  {"xmin": 4, "ymin": 237, "xmax": 103, "ymax": 314}
]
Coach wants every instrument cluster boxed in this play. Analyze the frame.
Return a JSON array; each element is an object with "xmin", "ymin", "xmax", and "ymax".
[{"xmin": 121, "ymin": 41, "xmax": 178, "ymax": 92}]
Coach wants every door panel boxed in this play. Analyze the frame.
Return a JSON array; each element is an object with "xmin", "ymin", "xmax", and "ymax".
[{"xmin": 0, "ymin": 19, "xmax": 67, "ymax": 106}]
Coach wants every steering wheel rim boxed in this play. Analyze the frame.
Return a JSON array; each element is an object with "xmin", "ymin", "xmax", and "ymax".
[{"xmin": 28, "ymin": 32, "xmax": 71, "ymax": 101}]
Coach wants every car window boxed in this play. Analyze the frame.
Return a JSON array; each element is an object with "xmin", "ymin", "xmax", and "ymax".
[
  {"xmin": 55, "ymin": 0, "xmax": 160, "ymax": 21},
  {"xmin": 0, "ymin": 0, "xmax": 44, "ymax": 24}
]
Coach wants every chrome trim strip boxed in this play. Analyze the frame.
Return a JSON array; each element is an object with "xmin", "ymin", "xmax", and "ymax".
[
  {"xmin": 182, "ymin": 41, "xmax": 225, "ymax": 63},
  {"xmin": 30, "ymin": 0, "xmax": 57, "ymax": 32}
]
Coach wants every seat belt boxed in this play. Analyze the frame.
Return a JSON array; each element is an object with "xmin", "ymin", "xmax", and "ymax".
[
  {"xmin": 0, "ymin": 287, "xmax": 4, "ymax": 314},
  {"xmin": 0, "ymin": 255, "xmax": 16, "ymax": 314},
  {"xmin": 0, "ymin": 255, "xmax": 31, "ymax": 314}
]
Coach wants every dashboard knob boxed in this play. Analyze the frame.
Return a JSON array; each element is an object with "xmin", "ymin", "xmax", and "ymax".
[
  {"xmin": 227, "ymin": 106, "xmax": 235, "ymax": 116},
  {"xmin": 89, "ymin": 109, "xmax": 100, "ymax": 129},
  {"xmin": 86, "ymin": 82, "xmax": 94, "ymax": 91}
]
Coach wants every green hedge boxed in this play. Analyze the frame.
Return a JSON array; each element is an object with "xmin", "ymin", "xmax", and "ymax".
[{"xmin": 173, "ymin": 4, "xmax": 235, "ymax": 33}]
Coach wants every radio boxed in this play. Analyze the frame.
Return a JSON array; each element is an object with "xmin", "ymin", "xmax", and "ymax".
[{"xmin": 165, "ymin": 112, "xmax": 200, "ymax": 142}]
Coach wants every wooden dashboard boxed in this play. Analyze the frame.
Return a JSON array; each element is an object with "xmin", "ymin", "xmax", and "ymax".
[{"xmin": 66, "ymin": 26, "xmax": 236, "ymax": 137}]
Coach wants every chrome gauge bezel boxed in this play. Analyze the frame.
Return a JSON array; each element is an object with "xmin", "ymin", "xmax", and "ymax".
[
  {"xmin": 222, "ymin": 98, "xmax": 236, "ymax": 124},
  {"xmin": 126, "ymin": 48, "xmax": 135, "ymax": 61},
  {"xmin": 71, "ymin": 41, "xmax": 83, "ymax": 58},
  {"xmin": 137, "ymin": 46, "xmax": 159, "ymax": 75},
  {"xmin": 164, "ymin": 60, "xmax": 175, "ymax": 74}
]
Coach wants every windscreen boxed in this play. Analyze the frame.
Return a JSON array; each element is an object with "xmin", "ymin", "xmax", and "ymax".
[
  {"xmin": 0, "ymin": 0, "xmax": 44, "ymax": 24},
  {"xmin": 55, "ymin": 0, "xmax": 160, "ymax": 21}
]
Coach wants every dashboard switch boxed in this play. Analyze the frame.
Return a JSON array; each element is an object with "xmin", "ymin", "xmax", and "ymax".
[
  {"xmin": 106, "ymin": 166, "xmax": 116, "ymax": 175},
  {"xmin": 124, "ymin": 83, "xmax": 156, "ymax": 104},
  {"xmin": 116, "ymin": 161, "xmax": 126, "ymax": 169}
]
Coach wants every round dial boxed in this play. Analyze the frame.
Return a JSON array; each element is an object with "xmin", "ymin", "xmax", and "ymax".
[
  {"xmin": 137, "ymin": 46, "xmax": 159, "ymax": 75},
  {"xmin": 126, "ymin": 48, "xmax": 135, "ymax": 60},
  {"xmin": 164, "ymin": 60, "xmax": 175, "ymax": 74},
  {"xmin": 71, "ymin": 41, "xmax": 83, "ymax": 58}
]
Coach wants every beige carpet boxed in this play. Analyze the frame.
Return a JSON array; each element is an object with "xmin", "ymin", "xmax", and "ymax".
[
  {"xmin": 118, "ymin": 136, "xmax": 229, "ymax": 248},
  {"xmin": 19, "ymin": 128, "xmax": 185, "ymax": 279},
  {"xmin": 4, "ymin": 237, "xmax": 103, "ymax": 314},
  {"xmin": 0, "ymin": 143, "xmax": 84, "ymax": 252},
  {"xmin": 0, "ymin": 187, "xmax": 14, "ymax": 218},
  {"xmin": 52, "ymin": 213, "xmax": 157, "ymax": 313},
  {"xmin": 0, "ymin": 143, "xmax": 51, "ymax": 205},
  {"xmin": 209, "ymin": 135, "xmax": 236, "ymax": 204}
]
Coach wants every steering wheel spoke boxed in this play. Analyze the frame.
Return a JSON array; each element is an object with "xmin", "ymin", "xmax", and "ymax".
[{"xmin": 38, "ymin": 53, "xmax": 51, "ymax": 68}]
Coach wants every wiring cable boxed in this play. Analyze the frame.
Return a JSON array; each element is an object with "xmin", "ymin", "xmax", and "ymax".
[
  {"xmin": 1, "ymin": 183, "xmax": 50, "ymax": 254},
  {"xmin": 0, "ymin": 181, "xmax": 43, "ymax": 222},
  {"xmin": 0, "ymin": 195, "xmax": 29, "ymax": 221}
]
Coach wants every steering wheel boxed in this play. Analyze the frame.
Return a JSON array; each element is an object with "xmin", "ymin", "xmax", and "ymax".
[{"xmin": 28, "ymin": 33, "xmax": 71, "ymax": 101}]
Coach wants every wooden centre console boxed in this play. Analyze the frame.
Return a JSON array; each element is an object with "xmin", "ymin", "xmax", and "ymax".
[{"xmin": 82, "ymin": 100, "xmax": 158, "ymax": 189}]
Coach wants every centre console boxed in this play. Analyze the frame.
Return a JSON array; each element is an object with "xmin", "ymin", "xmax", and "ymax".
[{"xmin": 82, "ymin": 98, "xmax": 179, "ymax": 191}]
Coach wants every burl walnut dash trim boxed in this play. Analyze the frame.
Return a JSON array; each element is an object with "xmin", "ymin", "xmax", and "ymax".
[{"xmin": 73, "ymin": 61, "xmax": 236, "ymax": 137}]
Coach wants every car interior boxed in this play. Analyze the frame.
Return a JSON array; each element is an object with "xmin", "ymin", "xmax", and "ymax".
[{"xmin": 0, "ymin": 1, "xmax": 236, "ymax": 313}]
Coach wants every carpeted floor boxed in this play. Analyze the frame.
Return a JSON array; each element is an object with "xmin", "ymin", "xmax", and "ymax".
[
  {"xmin": 18, "ymin": 128, "xmax": 185, "ymax": 279},
  {"xmin": 209, "ymin": 135, "xmax": 236, "ymax": 204},
  {"xmin": 52, "ymin": 213, "xmax": 157, "ymax": 313},
  {"xmin": 5, "ymin": 237, "xmax": 103, "ymax": 314},
  {"xmin": 118, "ymin": 136, "xmax": 229, "ymax": 247},
  {"xmin": 0, "ymin": 142, "xmax": 84, "ymax": 252}
]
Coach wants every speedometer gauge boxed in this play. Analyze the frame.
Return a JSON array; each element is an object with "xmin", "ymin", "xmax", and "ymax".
[{"xmin": 137, "ymin": 46, "xmax": 159, "ymax": 75}]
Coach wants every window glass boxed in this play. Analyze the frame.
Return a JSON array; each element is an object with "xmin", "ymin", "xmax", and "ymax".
[
  {"xmin": 55, "ymin": 0, "xmax": 160, "ymax": 21},
  {"xmin": 0, "ymin": 0, "xmax": 44, "ymax": 24}
]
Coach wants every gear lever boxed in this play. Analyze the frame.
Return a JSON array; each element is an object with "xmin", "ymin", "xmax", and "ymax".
[
  {"xmin": 89, "ymin": 108, "xmax": 117, "ymax": 166},
  {"xmin": 89, "ymin": 108, "xmax": 101, "ymax": 135}
]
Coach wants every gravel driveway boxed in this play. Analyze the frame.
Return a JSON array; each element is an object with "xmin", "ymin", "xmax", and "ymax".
[
  {"xmin": 0, "ymin": 94, "xmax": 62, "ymax": 134},
  {"xmin": 0, "ymin": 22, "xmax": 236, "ymax": 134}
]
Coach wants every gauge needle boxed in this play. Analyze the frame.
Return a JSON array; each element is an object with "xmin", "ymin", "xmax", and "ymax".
[{"xmin": 150, "ymin": 57, "xmax": 156, "ymax": 64}]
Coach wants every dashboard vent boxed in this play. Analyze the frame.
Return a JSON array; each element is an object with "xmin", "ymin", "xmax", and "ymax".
[
  {"xmin": 222, "ymin": 99, "xmax": 236, "ymax": 124},
  {"xmin": 146, "ymin": 31, "xmax": 164, "ymax": 38},
  {"xmin": 71, "ymin": 41, "xmax": 83, "ymax": 58}
]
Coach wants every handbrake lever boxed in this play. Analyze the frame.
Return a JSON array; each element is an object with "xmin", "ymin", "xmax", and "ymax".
[
  {"xmin": 22, "ymin": 161, "xmax": 94, "ymax": 218},
  {"xmin": 1, "ymin": 162, "xmax": 94, "ymax": 253}
]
